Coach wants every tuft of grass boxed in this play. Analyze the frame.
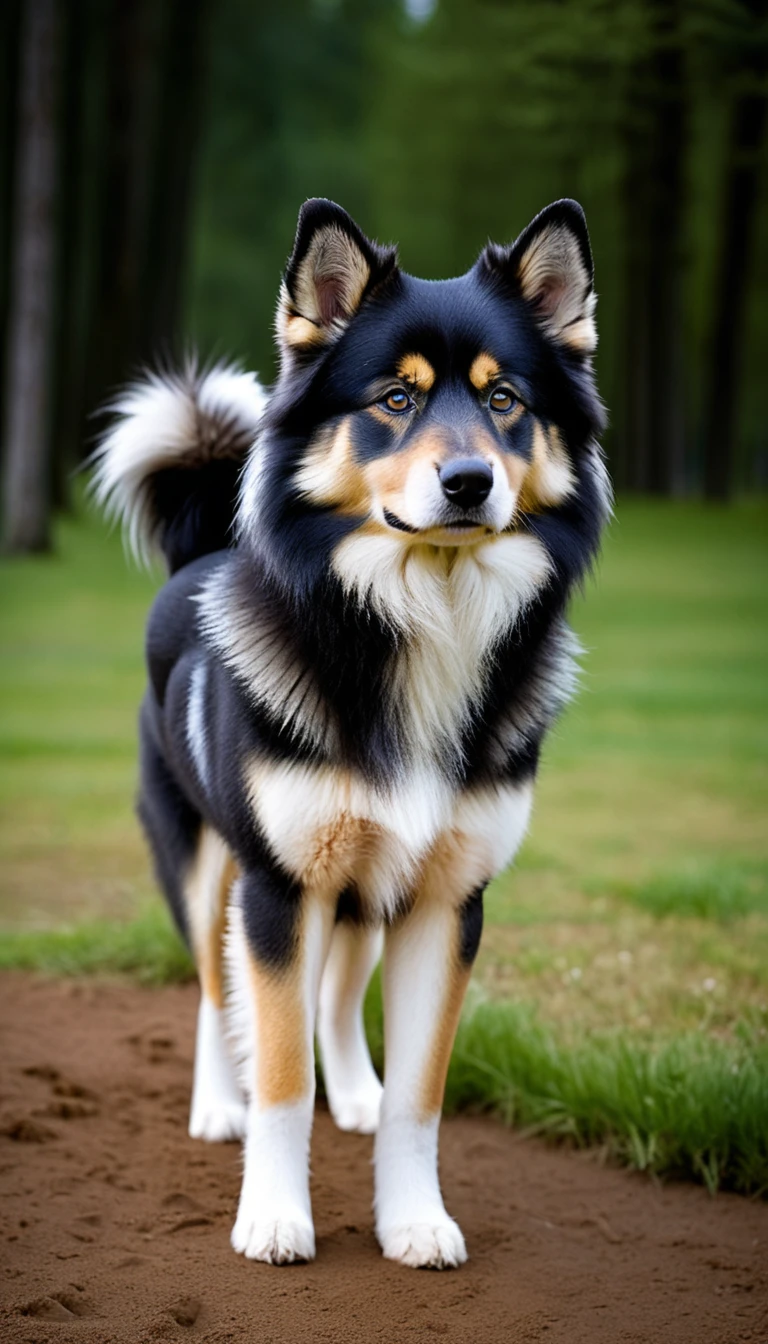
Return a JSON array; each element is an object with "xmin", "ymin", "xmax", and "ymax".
[
  {"xmin": 361, "ymin": 975, "xmax": 768, "ymax": 1196},
  {"xmin": 0, "ymin": 905, "xmax": 193, "ymax": 984},
  {"xmin": 611, "ymin": 858, "xmax": 768, "ymax": 922},
  {"xmin": 444, "ymin": 996, "xmax": 768, "ymax": 1196}
]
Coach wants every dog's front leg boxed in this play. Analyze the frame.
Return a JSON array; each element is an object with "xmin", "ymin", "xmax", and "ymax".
[
  {"xmin": 375, "ymin": 886, "xmax": 483, "ymax": 1269},
  {"xmin": 229, "ymin": 870, "xmax": 335, "ymax": 1264}
]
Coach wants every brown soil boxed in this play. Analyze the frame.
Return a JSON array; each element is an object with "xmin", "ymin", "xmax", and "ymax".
[{"xmin": 0, "ymin": 974, "xmax": 766, "ymax": 1344}]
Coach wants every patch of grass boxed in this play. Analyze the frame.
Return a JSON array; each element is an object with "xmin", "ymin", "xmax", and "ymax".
[
  {"xmin": 362, "ymin": 976, "xmax": 768, "ymax": 1195},
  {"xmin": 0, "ymin": 905, "xmax": 193, "ymax": 984},
  {"xmin": 443, "ymin": 995, "xmax": 768, "ymax": 1195},
  {"xmin": 611, "ymin": 858, "xmax": 768, "ymax": 922}
]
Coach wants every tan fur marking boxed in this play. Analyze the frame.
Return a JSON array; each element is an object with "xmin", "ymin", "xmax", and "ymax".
[
  {"xmin": 367, "ymin": 404, "xmax": 397, "ymax": 429},
  {"xmin": 365, "ymin": 429, "xmax": 456, "ymax": 517},
  {"xmin": 420, "ymin": 957, "xmax": 471, "ymax": 1118},
  {"xmin": 294, "ymin": 420, "xmax": 368, "ymax": 514},
  {"xmin": 283, "ymin": 314, "xmax": 327, "ymax": 349},
  {"xmin": 518, "ymin": 422, "xmax": 576, "ymax": 514},
  {"xmin": 469, "ymin": 352, "xmax": 501, "ymax": 390},
  {"xmin": 247, "ymin": 951, "xmax": 309, "ymax": 1107},
  {"xmin": 277, "ymin": 281, "xmax": 328, "ymax": 353},
  {"xmin": 494, "ymin": 447, "xmax": 528, "ymax": 502},
  {"xmin": 366, "ymin": 432, "xmax": 438, "ymax": 498},
  {"xmin": 184, "ymin": 827, "xmax": 238, "ymax": 1008},
  {"xmin": 469, "ymin": 426, "xmax": 499, "ymax": 460},
  {"xmin": 396, "ymin": 353, "xmax": 436, "ymax": 393},
  {"xmin": 245, "ymin": 757, "xmax": 388, "ymax": 899},
  {"xmin": 414, "ymin": 831, "xmax": 493, "ymax": 1119}
]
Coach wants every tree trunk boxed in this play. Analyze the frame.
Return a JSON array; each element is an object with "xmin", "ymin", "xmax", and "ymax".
[
  {"xmin": 703, "ymin": 1, "xmax": 768, "ymax": 501},
  {"xmin": 50, "ymin": 0, "xmax": 88, "ymax": 506},
  {"xmin": 0, "ymin": 0, "xmax": 24, "ymax": 448},
  {"xmin": 1, "ymin": 0, "xmax": 59, "ymax": 553},
  {"xmin": 141, "ymin": 0, "xmax": 210, "ymax": 356},
  {"xmin": 618, "ymin": 0, "xmax": 687, "ymax": 496},
  {"xmin": 619, "ymin": 68, "xmax": 653, "ymax": 492},
  {"xmin": 82, "ymin": 0, "xmax": 154, "ymax": 420},
  {"xmin": 645, "ymin": 0, "xmax": 686, "ymax": 495}
]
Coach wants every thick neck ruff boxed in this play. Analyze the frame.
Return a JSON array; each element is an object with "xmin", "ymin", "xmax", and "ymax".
[{"xmin": 197, "ymin": 526, "xmax": 557, "ymax": 774}]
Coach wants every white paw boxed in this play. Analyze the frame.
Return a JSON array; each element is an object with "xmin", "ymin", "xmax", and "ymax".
[
  {"xmin": 231, "ymin": 1209, "xmax": 316, "ymax": 1264},
  {"xmin": 188, "ymin": 1098, "xmax": 247, "ymax": 1143},
  {"xmin": 379, "ymin": 1217, "xmax": 467, "ymax": 1270},
  {"xmin": 328, "ymin": 1081, "xmax": 383, "ymax": 1135}
]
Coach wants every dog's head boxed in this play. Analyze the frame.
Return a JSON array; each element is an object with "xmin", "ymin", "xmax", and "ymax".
[{"xmin": 242, "ymin": 199, "xmax": 606, "ymax": 585}]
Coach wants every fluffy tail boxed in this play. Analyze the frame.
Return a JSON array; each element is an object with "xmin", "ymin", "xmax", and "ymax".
[{"xmin": 91, "ymin": 360, "xmax": 267, "ymax": 573}]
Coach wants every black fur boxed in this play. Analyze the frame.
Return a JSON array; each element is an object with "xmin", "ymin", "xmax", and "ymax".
[{"xmin": 458, "ymin": 888, "xmax": 485, "ymax": 966}]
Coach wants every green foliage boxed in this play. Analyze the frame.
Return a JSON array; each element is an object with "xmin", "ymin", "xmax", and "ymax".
[
  {"xmin": 0, "ymin": 905, "xmax": 193, "ymax": 984},
  {"xmin": 188, "ymin": 0, "xmax": 768, "ymax": 486},
  {"xmin": 444, "ymin": 996, "xmax": 768, "ymax": 1195},
  {"xmin": 361, "ymin": 972, "xmax": 768, "ymax": 1195},
  {"xmin": 613, "ymin": 859, "xmax": 768, "ymax": 922}
]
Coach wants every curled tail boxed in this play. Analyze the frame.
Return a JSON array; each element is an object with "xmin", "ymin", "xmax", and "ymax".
[{"xmin": 91, "ymin": 360, "xmax": 267, "ymax": 573}]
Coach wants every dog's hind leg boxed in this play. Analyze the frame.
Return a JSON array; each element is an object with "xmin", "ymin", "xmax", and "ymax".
[
  {"xmin": 317, "ymin": 919, "xmax": 383, "ymax": 1134},
  {"xmin": 138, "ymin": 721, "xmax": 245, "ymax": 1143},
  {"xmin": 184, "ymin": 825, "xmax": 246, "ymax": 1142},
  {"xmin": 227, "ymin": 873, "xmax": 336, "ymax": 1264}
]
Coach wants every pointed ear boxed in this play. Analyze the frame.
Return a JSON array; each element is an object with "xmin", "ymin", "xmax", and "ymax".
[
  {"xmin": 482, "ymin": 200, "xmax": 596, "ymax": 354},
  {"xmin": 277, "ymin": 199, "xmax": 398, "ymax": 359}
]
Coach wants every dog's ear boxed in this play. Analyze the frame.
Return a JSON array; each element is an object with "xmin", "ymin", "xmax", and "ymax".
[
  {"xmin": 481, "ymin": 200, "xmax": 596, "ymax": 354},
  {"xmin": 277, "ymin": 199, "xmax": 398, "ymax": 360}
]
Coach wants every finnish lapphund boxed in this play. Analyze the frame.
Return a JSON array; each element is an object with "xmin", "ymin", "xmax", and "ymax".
[{"xmin": 93, "ymin": 197, "xmax": 610, "ymax": 1270}]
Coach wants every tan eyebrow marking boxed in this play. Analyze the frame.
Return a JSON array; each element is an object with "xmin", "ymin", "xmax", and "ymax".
[
  {"xmin": 396, "ymin": 353, "xmax": 436, "ymax": 392},
  {"xmin": 469, "ymin": 352, "xmax": 501, "ymax": 390}
]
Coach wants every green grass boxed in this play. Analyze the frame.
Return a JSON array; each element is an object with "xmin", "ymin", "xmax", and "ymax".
[
  {"xmin": 0, "ymin": 904, "xmax": 193, "ymax": 983},
  {"xmin": 611, "ymin": 857, "xmax": 768, "ymax": 923},
  {"xmin": 1, "ymin": 498, "xmax": 767, "ymax": 1192}
]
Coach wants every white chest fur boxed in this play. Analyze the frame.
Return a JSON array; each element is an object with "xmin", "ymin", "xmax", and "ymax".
[
  {"xmin": 332, "ymin": 531, "xmax": 553, "ymax": 762},
  {"xmin": 245, "ymin": 758, "xmax": 533, "ymax": 918}
]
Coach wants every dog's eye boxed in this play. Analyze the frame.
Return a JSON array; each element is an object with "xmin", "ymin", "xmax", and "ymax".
[
  {"xmin": 489, "ymin": 388, "xmax": 517, "ymax": 414},
  {"xmin": 382, "ymin": 389, "xmax": 414, "ymax": 414}
]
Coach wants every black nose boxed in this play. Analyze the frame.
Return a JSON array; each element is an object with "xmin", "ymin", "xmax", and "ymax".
[{"xmin": 438, "ymin": 458, "xmax": 493, "ymax": 510}]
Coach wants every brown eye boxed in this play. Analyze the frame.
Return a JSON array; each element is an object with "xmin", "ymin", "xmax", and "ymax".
[
  {"xmin": 383, "ymin": 389, "xmax": 413, "ymax": 414},
  {"xmin": 489, "ymin": 388, "xmax": 516, "ymax": 414}
]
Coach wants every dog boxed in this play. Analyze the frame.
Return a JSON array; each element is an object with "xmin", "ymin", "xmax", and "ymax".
[{"xmin": 93, "ymin": 197, "xmax": 609, "ymax": 1269}]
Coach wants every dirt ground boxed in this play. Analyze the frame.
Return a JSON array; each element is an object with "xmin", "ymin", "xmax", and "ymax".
[{"xmin": 0, "ymin": 975, "xmax": 766, "ymax": 1344}]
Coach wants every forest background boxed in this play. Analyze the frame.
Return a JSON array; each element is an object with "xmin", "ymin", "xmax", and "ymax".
[{"xmin": 1, "ymin": 0, "xmax": 767, "ymax": 552}]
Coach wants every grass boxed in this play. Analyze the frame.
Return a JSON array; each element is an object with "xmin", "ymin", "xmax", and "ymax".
[
  {"xmin": 1, "ymin": 497, "xmax": 767, "ymax": 1192},
  {"xmin": 0, "ymin": 903, "xmax": 193, "ymax": 984}
]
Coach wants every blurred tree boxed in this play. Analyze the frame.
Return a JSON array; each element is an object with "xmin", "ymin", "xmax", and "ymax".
[
  {"xmin": 141, "ymin": 0, "xmax": 210, "ymax": 355},
  {"xmin": 50, "ymin": 0, "xmax": 91, "ymax": 506},
  {"xmin": 620, "ymin": 0, "xmax": 687, "ymax": 495},
  {"xmin": 0, "ymin": 0, "xmax": 23, "ymax": 454},
  {"xmin": 1, "ymin": 0, "xmax": 211, "ymax": 550},
  {"xmin": 702, "ymin": 0, "xmax": 768, "ymax": 500},
  {"xmin": 83, "ymin": 0, "xmax": 163, "ymax": 419},
  {"xmin": 1, "ymin": 0, "xmax": 59, "ymax": 552}
]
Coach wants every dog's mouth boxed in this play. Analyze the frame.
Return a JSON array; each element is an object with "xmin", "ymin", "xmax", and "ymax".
[
  {"xmin": 382, "ymin": 508, "xmax": 419, "ymax": 535},
  {"xmin": 382, "ymin": 508, "xmax": 493, "ymax": 542}
]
